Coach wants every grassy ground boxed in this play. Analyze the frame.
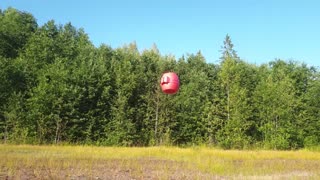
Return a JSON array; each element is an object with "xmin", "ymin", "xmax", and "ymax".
[{"xmin": 1, "ymin": 145, "xmax": 320, "ymax": 179}]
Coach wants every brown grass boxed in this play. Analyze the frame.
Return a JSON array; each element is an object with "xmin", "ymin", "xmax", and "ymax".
[{"xmin": 1, "ymin": 145, "xmax": 320, "ymax": 179}]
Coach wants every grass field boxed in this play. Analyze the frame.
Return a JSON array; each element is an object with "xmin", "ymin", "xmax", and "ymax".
[{"xmin": 1, "ymin": 145, "xmax": 320, "ymax": 179}]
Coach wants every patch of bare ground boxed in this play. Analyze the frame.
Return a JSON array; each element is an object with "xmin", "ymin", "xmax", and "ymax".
[
  {"xmin": 1, "ymin": 158, "xmax": 319, "ymax": 179},
  {"xmin": 234, "ymin": 159, "xmax": 319, "ymax": 180},
  {"xmin": 240, "ymin": 171, "xmax": 315, "ymax": 180},
  {"xmin": 1, "ymin": 159, "xmax": 224, "ymax": 180}
]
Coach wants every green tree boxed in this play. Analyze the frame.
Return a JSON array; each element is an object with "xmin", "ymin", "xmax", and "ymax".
[
  {"xmin": 219, "ymin": 34, "xmax": 239, "ymax": 61},
  {"xmin": 104, "ymin": 43, "xmax": 140, "ymax": 146},
  {"xmin": 135, "ymin": 46, "xmax": 163, "ymax": 145},
  {"xmin": 0, "ymin": 7, "xmax": 37, "ymax": 58},
  {"xmin": 301, "ymin": 69, "xmax": 320, "ymax": 147},
  {"xmin": 171, "ymin": 52, "xmax": 210, "ymax": 145},
  {"xmin": 153, "ymin": 54, "xmax": 177, "ymax": 145},
  {"xmin": 217, "ymin": 35, "xmax": 258, "ymax": 149},
  {"xmin": 253, "ymin": 60, "xmax": 298, "ymax": 149},
  {"xmin": 0, "ymin": 56, "xmax": 30, "ymax": 143},
  {"xmin": 21, "ymin": 20, "xmax": 98, "ymax": 144},
  {"xmin": 27, "ymin": 59, "xmax": 73, "ymax": 143}
]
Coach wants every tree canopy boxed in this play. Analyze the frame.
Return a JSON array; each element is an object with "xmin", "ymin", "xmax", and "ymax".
[{"xmin": 0, "ymin": 8, "xmax": 319, "ymax": 149}]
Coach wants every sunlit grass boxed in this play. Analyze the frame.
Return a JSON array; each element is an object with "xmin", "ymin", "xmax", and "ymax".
[{"xmin": 1, "ymin": 144, "xmax": 320, "ymax": 179}]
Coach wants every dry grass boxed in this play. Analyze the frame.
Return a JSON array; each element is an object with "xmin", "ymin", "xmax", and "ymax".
[{"xmin": 1, "ymin": 145, "xmax": 320, "ymax": 179}]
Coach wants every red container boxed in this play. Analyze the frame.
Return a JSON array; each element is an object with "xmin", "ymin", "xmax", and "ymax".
[{"xmin": 160, "ymin": 72, "xmax": 180, "ymax": 94}]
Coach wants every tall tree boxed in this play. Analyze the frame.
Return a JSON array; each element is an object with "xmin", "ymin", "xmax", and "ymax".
[
  {"xmin": 253, "ymin": 60, "xmax": 297, "ymax": 149},
  {"xmin": 104, "ymin": 43, "xmax": 140, "ymax": 146},
  {"xmin": 301, "ymin": 69, "xmax": 320, "ymax": 147},
  {"xmin": 219, "ymin": 34, "xmax": 239, "ymax": 62},
  {"xmin": 217, "ymin": 35, "xmax": 257, "ymax": 149},
  {"xmin": 171, "ymin": 52, "xmax": 210, "ymax": 145},
  {"xmin": 0, "ymin": 7, "xmax": 37, "ymax": 58}
]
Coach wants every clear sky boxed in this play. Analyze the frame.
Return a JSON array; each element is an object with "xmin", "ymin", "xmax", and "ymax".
[{"xmin": 1, "ymin": 0, "xmax": 320, "ymax": 67}]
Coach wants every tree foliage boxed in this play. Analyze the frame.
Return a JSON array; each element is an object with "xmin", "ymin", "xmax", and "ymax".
[{"xmin": 1, "ymin": 8, "xmax": 319, "ymax": 149}]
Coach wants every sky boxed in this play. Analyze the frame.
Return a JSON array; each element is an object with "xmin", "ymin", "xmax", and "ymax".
[{"xmin": 1, "ymin": 0, "xmax": 320, "ymax": 67}]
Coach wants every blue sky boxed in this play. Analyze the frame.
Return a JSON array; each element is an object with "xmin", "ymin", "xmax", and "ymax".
[{"xmin": 1, "ymin": 0, "xmax": 320, "ymax": 67}]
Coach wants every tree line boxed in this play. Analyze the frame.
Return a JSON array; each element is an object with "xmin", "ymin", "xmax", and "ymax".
[{"xmin": 1, "ymin": 8, "xmax": 319, "ymax": 149}]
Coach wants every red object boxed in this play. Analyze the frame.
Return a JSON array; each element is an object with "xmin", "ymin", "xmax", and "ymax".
[{"xmin": 160, "ymin": 72, "xmax": 180, "ymax": 94}]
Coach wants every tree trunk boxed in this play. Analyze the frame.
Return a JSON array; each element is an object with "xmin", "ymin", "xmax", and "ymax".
[
  {"xmin": 55, "ymin": 119, "xmax": 60, "ymax": 144},
  {"xmin": 4, "ymin": 124, "xmax": 7, "ymax": 144},
  {"xmin": 227, "ymin": 86, "xmax": 230, "ymax": 121},
  {"xmin": 155, "ymin": 94, "xmax": 159, "ymax": 144}
]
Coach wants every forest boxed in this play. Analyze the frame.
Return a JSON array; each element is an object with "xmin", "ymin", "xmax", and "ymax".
[{"xmin": 1, "ymin": 7, "xmax": 319, "ymax": 149}]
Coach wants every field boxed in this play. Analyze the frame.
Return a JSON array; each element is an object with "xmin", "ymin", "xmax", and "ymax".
[{"xmin": 1, "ymin": 145, "xmax": 320, "ymax": 179}]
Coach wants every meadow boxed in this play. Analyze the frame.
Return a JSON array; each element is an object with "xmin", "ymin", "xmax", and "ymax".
[{"xmin": 1, "ymin": 145, "xmax": 320, "ymax": 179}]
